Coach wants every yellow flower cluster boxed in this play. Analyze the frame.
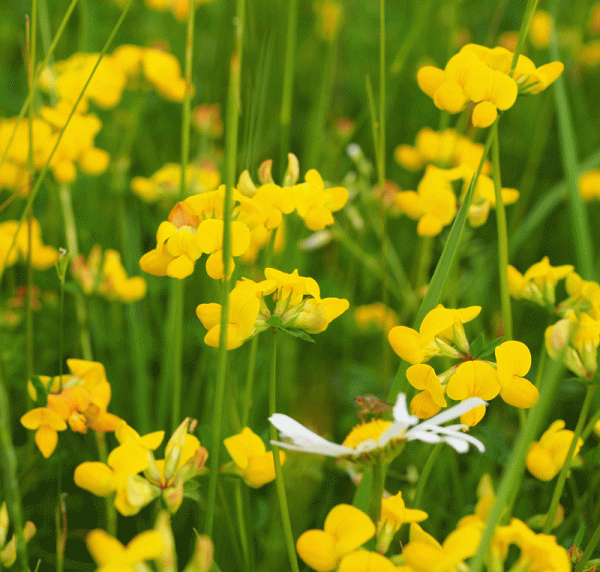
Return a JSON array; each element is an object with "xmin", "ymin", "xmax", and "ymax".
[
  {"xmin": 0, "ymin": 102, "xmax": 109, "ymax": 191},
  {"xmin": 393, "ymin": 161, "xmax": 519, "ymax": 235},
  {"xmin": 131, "ymin": 161, "xmax": 220, "ymax": 203},
  {"xmin": 39, "ymin": 44, "xmax": 189, "ymax": 112},
  {"xmin": 417, "ymin": 44, "xmax": 564, "ymax": 127},
  {"xmin": 197, "ymin": 268, "xmax": 349, "ymax": 349},
  {"xmin": 0, "ymin": 218, "xmax": 59, "ymax": 273},
  {"xmin": 74, "ymin": 418, "xmax": 208, "ymax": 515},
  {"xmin": 20, "ymin": 360, "xmax": 120, "ymax": 457},
  {"xmin": 509, "ymin": 258, "xmax": 600, "ymax": 378},
  {"xmin": 388, "ymin": 304, "xmax": 539, "ymax": 425},
  {"xmin": 140, "ymin": 161, "xmax": 349, "ymax": 278},
  {"xmin": 71, "ymin": 245, "xmax": 147, "ymax": 303}
]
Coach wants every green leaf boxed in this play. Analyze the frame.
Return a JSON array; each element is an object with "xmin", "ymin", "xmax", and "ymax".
[
  {"xmin": 29, "ymin": 375, "xmax": 49, "ymax": 406},
  {"xmin": 477, "ymin": 337, "xmax": 505, "ymax": 360},
  {"xmin": 279, "ymin": 328, "xmax": 315, "ymax": 343},
  {"xmin": 469, "ymin": 334, "xmax": 485, "ymax": 359},
  {"xmin": 266, "ymin": 315, "xmax": 284, "ymax": 328}
]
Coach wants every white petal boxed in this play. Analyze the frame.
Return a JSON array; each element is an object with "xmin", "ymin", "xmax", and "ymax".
[
  {"xmin": 424, "ymin": 397, "xmax": 487, "ymax": 427},
  {"xmin": 414, "ymin": 424, "xmax": 486, "ymax": 453},
  {"xmin": 268, "ymin": 414, "xmax": 353, "ymax": 457},
  {"xmin": 391, "ymin": 393, "xmax": 419, "ymax": 426}
]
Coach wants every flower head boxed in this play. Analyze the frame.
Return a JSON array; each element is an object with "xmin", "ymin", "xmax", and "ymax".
[{"xmin": 269, "ymin": 393, "xmax": 486, "ymax": 463}]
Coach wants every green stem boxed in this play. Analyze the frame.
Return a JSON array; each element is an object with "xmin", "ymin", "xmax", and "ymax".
[
  {"xmin": 414, "ymin": 236, "xmax": 433, "ymax": 291},
  {"xmin": 368, "ymin": 460, "xmax": 387, "ymax": 525},
  {"xmin": 241, "ymin": 335, "xmax": 259, "ymax": 428},
  {"xmin": 279, "ymin": 0, "xmax": 298, "ymax": 174},
  {"xmin": 58, "ymin": 185, "xmax": 93, "ymax": 360},
  {"xmin": 268, "ymin": 332, "xmax": 300, "ymax": 572},
  {"xmin": 491, "ymin": 121, "xmax": 512, "ymax": 340},
  {"xmin": 509, "ymin": 0, "xmax": 540, "ymax": 74},
  {"xmin": 170, "ymin": 280, "xmax": 185, "ymax": 432},
  {"xmin": 205, "ymin": 1, "xmax": 244, "ymax": 534},
  {"xmin": 468, "ymin": 356, "xmax": 566, "ymax": 572},
  {"xmin": 549, "ymin": 0, "xmax": 595, "ymax": 280},
  {"xmin": 412, "ymin": 442, "xmax": 443, "ymax": 510},
  {"xmin": 542, "ymin": 385, "xmax": 597, "ymax": 534},
  {"xmin": 179, "ymin": 0, "xmax": 195, "ymax": 201},
  {"xmin": 574, "ymin": 520, "xmax": 600, "ymax": 572},
  {"xmin": 0, "ymin": 379, "xmax": 28, "ymax": 572},
  {"xmin": 234, "ymin": 482, "xmax": 251, "ymax": 572}
]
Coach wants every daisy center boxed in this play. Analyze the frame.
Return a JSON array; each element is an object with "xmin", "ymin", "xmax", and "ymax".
[{"xmin": 342, "ymin": 419, "xmax": 392, "ymax": 449}]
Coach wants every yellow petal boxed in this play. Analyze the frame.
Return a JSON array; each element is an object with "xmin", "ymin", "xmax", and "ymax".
[
  {"xmin": 74, "ymin": 462, "xmax": 116, "ymax": 496},
  {"xmin": 243, "ymin": 451, "xmax": 284, "ymax": 488},
  {"xmin": 338, "ymin": 550, "xmax": 399, "ymax": 572},
  {"xmin": 86, "ymin": 529, "xmax": 125, "ymax": 565},
  {"xmin": 417, "ymin": 66, "xmax": 446, "ymax": 98},
  {"xmin": 224, "ymin": 427, "xmax": 266, "ymax": 471},
  {"xmin": 124, "ymin": 530, "xmax": 165, "ymax": 564},
  {"xmin": 296, "ymin": 529, "xmax": 338, "ymax": 572},
  {"xmin": 324, "ymin": 504, "xmax": 375, "ymax": 557},
  {"xmin": 471, "ymin": 101, "xmax": 498, "ymax": 128},
  {"xmin": 35, "ymin": 425, "xmax": 59, "ymax": 458},
  {"xmin": 108, "ymin": 443, "xmax": 149, "ymax": 475}
]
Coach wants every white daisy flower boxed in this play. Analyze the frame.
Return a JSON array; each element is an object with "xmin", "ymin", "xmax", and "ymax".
[{"xmin": 269, "ymin": 394, "xmax": 486, "ymax": 460}]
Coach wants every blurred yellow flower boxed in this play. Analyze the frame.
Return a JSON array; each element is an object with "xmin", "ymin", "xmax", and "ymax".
[
  {"xmin": 527, "ymin": 420, "xmax": 584, "ymax": 481},
  {"xmin": 0, "ymin": 218, "xmax": 59, "ymax": 273},
  {"xmin": 354, "ymin": 303, "xmax": 398, "ymax": 333},
  {"xmin": 86, "ymin": 528, "xmax": 164, "ymax": 572},
  {"xmin": 529, "ymin": 11, "xmax": 553, "ymax": 49}
]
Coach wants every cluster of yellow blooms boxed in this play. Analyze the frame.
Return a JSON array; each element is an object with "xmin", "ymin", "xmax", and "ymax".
[
  {"xmin": 39, "ymin": 45, "xmax": 189, "ymax": 111},
  {"xmin": 131, "ymin": 161, "xmax": 220, "ymax": 203},
  {"xmin": 294, "ymin": 484, "xmax": 571, "ymax": 572},
  {"xmin": 197, "ymin": 268, "xmax": 349, "ymax": 349},
  {"xmin": 388, "ymin": 304, "xmax": 539, "ymax": 426},
  {"xmin": 139, "ymin": 160, "xmax": 349, "ymax": 276},
  {"xmin": 0, "ymin": 102, "xmax": 109, "ymax": 192},
  {"xmin": 71, "ymin": 245, "xmax": 147, "ymax": 303},
  {"xmin": 509, "ymin": 257, "xmax": 600, "ymax": 379},
  {"xmin": 393, "ymin": 128, "xmax": 519, "ymax": 234},
  {"xmin": 417, "ymin": 43, "xmax": 564, "ymax": 127},
  {"xmin": 20, "ymin": 358, "xmax": 284, "ymax": 519}
]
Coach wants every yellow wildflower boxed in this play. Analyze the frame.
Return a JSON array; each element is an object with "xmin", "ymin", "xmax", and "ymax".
[
  {"xmin": 529, "ymin": 10, "xmax": 554, "ymax": 49},
  {"xmin": 527, "ymin": 420, "xmax": 584, "ymax": 481},
  {"xmin": 354, "ymin": 303, "xmax": 398, "ymax": 333},
  {"xmin": 86, "ymin": 528, "xmax": 164, "ymax": 572},
  {"xmin": 296, "ymin": 504, "xmax": 375, "ymax": 572},
  {"xmin": 0, "ymin": 219, "xmax": 59, "ymax": 273},
  {"xmin": 406, "ymin": 364, "xmax": 447, "ymax": 419},
  {"xmin": 223, "ymin": 427, "xmax": 284, "ymax": 488},
  {"xmin": 494, "ymin": 341, "xmax": 539, "ymax": 408},
  {"xmin": 377, "ymin": 490, "xmax": 427, "ymax": 553}
]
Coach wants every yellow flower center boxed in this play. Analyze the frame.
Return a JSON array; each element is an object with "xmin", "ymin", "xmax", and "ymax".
[{"xmin": 342, "ymin": 419, "xmax": 393, "ymax": 449}]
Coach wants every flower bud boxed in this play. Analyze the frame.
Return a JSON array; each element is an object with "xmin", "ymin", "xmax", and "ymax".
[
  {"xmin": 282, "ymin": 153, "xmax": 300, "ymax": 187},
  {"xmin": 237, "ymin": 170, "xmax": 257, "ymax": 198},
  {"xmin": 258, "ymin": 159, "xmax": 274, "ymax": 185},
  {"xmin": 164, "ymin": 418, "xmax": 192, "ymax": 482}
]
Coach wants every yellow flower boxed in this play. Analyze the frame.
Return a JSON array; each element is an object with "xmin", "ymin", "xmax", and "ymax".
[
  {"xmin": 0, "ymin": 503, "xmax": 36, "ymax": 568},
  {"xmin": 337, "ymin": 550, "xmax": 401, "ymax": 572},
  {"xmin": 223, "ymin": 427, "xmax": 284, "ymax": 488},
  {"xmin": 296, "ymin": 504, "xmax": 376, "ymax": 572},
  {"xmin": 508, "ymin": 256, "xmax": 574, "ymax": 307},
  {"xmin": 377, "ymin": 491, "xmax": 427, "ymax": 553},
  {"xmin": 196, "ymin": 282, "xmax": 263, "ymax": 349},
  {"xmin": 197, "ymin": 219, "xmax": 251, "ymax": 280},
  {"xmin": 527, "ymin": 420, "xmax": 584, "ymax": 481},
  {"xmin": 354, "ymin": 303, "xmax": 398, "ymax": 334},
  {"xmin": 445, "ymin": 360, "xmax": 500, "ymax": 426},
  {"xmin": 464, "ymin": 171, "xmax": 519, "ymax": 227},
  {"xmin": 86, "ymin": 528, "xmax": 164, "ymax": 572},
  {"xmin": 560, "ymin": 271, "xmax": 600, "ymax": 320},
  {"xmin": 394, "ymin": 165, "xmax": 460, "ymax": 236},
  {"xmin": 20, "ymin": 407, "xmax": 67, "ymax": 458},
  {"xmin": 494, "ymin": 341, "xmax": 539, "ymax": 408},
  {"xmin": 130, "ymin": 162, "xmax": 220, "ymax": 203},
  {"xmin": 529, "ymin": 10, "xmax": 554, "ymax": 49},
  {"xmin": 402, "ymin": 522, "xmax": 482, "ymax": 572},
  {"xmin": 406, "ymin": 364, "xmax": 447, "ymax": 419},
  {"xmin": 314, "ymin": 0, "xmax": 343, "ymax": 43},
  {"xmin": 0, "ymin": 219, "xmax": 59, "ymax": 273},
  {"xmin": 74, "ymin": 442, "xmax": 156, "ymax": 516},
  {"xmin": 293, "ymin": 169, "xmax": 348, "ymax": 231},
  {"xmin": 388, "ymin": 304, "xmax": 480, "ymax": 364}
]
